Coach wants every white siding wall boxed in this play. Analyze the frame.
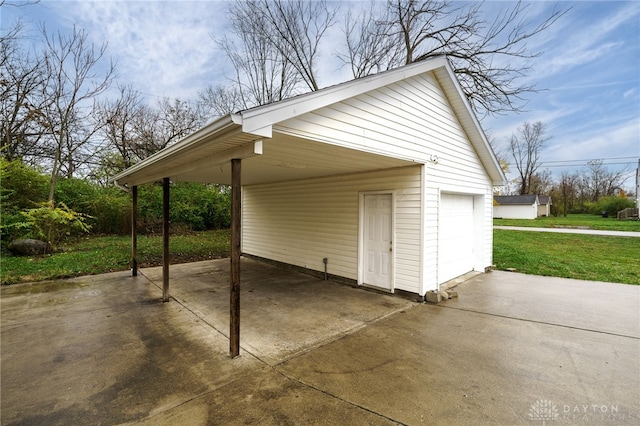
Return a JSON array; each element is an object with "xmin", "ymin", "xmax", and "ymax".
[
  {"xmin": 242, "ymin": 166, "xmax": 423, "ymax": 293},
  {"xmin": 247, "ymin": 71, "xmax": 495, "ymax": 295},
  {"xmin": 494, "ymin": 204, "xmax": 537, "ymax": 219},
  {"xmin": 537, "ymin": 204, "xmax": 550, "ymax": 217}
]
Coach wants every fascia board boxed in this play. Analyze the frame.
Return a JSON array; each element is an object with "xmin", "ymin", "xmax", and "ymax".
[
  {"xmin": 142, "ymin": 140, "xmax": 263, "ymax": 182},
  {"xmin": 113, "ymin": 113, "xmax": 242, "ymax": 186},
  {"xmin": 435, "ymin": 61, "xmax": 508, "ymax": 187}
]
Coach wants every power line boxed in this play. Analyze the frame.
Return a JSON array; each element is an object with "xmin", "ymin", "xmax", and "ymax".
[
  {"xmin": 541, "ymin": 162, "xmax": 636, "ymax": 168},
  {"xmin": 540, "ymin": 156, "xmax": 638, "ymax": 165}
]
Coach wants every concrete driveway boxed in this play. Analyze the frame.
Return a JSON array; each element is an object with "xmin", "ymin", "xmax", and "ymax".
[{"xmin": 2, "ymin": 258, "xmax": 639, "ymax": 425}]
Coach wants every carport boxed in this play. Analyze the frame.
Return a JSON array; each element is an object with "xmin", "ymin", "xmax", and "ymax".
[
  {"xmin": 112, "ymin": 87, "xmax": 416, "ymax": 358},
  {"xmin": 113, "ymin": 57, "xmax": 505, "ymax": 358}
]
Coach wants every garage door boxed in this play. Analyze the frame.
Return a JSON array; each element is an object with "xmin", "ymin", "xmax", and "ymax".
[{"xmin": 439, "ymin": 194, "xmax": 475, "ymax": 284}]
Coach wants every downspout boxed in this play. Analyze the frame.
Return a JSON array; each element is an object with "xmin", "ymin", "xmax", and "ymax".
[
  {"xmin": 113, "ymin": 180, "xmax": 131, "ymax": 193},
  {"xmin": 323, "ymin": 258, "xmax": 328, "ymax": 280}
]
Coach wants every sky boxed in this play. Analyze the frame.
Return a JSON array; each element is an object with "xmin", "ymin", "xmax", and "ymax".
[{"xmin": 2, "ymin": 0, "xmax": 639, "ymax": 191}]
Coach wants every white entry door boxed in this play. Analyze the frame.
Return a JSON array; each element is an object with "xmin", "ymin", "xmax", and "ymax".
[{"xmin": 363, "ymin": 194, "xmax": 393, "ymax": 290}]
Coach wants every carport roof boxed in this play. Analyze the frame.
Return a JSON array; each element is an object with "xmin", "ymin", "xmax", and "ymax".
[{"xmin": 113, "ymin": 56, "xmax": 506, "ymax": 187}]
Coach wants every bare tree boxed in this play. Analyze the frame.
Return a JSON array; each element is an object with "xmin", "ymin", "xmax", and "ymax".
[
  {"xmin": 130, "ymin": 97, "xmax": 205, "ymax": 160},
  {"xmin": 342, "ymin": 0, "xmax": 566, "ymax": 116},
  {"xmin": 95, "ymin": 84, "xmax": 144, "ymax": 169},
  {"xmin": 583, "ymin": 159, "xmax": 628, "ymax": 201},
  {"xmin": 216, "ymin": 0, "xmax": 308, "ymax": 108},
  {"xmin": 220, "ymin": 0, "xmax": 337, "ymax": 103},
  {"xmin": 0, "ymin": 21, "xmax": 49, "ymax": 162},
  {"xmin": 93, "ymin": 91, "xmax": 206, "ymax": 182},
  {"xmin": 255, "ymin": 0, "xmax": 338, "ymax": 92},
  {"xmin": 529, "ymin": 169, "xmax": 553, "ymax": 196},
  {"xmin": 198, "ymin": 84, "xmax": 244, "ymax": 120},
  {"xmin": 95, "ymin": 91, "xmax": 206, "ymax": 179},
  {"xmin": 509, "ymin": 121, "xmax": 550, "ymax": 195},
  {"xmin": 220, "ymin": 0, "xmax": 563, "ymax": 115},
  {"xmin": 38, "ymin": 25, "xmax": 115, "ymax": 202},
  {"xmin": 0, "ymin": 0, "xmax": 40, "ymax": 7},
  {"xmin": 552, "ymin": 170, "xmax": 578, "ymax": 216},
  {"xmin": 547, "ymin": 164, "xmax": 627, "ymax": 216},
  {"xmin": 339, "ymin": 3, "xmax": 403, "ymax": 78}
]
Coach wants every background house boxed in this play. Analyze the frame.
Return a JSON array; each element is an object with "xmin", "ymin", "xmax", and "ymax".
[
  {"xmin": 114, "ymin": 57, "xmax": 506, "ymax": 298},
  {"xmin": 538, "ymin": 195, "xmax": 552, "ymax": 217},
  {"xmin": 493, "ymin": 195, "xmax": 540, "ymax": 219}
]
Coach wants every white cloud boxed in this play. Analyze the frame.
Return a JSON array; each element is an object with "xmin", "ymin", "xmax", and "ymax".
[
  {"xmin": 51, "ymin": 1, "xmax": 232, "ymax": 101},
  {"xmin": 533, "ymin": 2, "xmax": 640, "ymax": 78},
  {"xmin": 623, "ymin": 87, "xmax": 638, "ymax": 99},
  {"xmin": 543, "ymin": 118, "xmax": 640, "ymax": 166}
]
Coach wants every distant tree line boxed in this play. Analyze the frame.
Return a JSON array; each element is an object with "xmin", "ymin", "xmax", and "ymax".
[
  {"xmin": 1, "ymin": 157, "xmax": 230, "ymax": 250},
  {"xmin": 498, "ymin": 121, "xmax": 634, "ymax": 217}
]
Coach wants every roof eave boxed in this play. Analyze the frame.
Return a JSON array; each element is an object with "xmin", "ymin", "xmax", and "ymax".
[
  {"xmin": 434, "ymin": 60, "xmax": 507, "ymax": 187},
  {"xmin": 240, "ymin": 57, "xmax": 452, "ymax": 136},
  {"xmin": 113, "ymin": 113, "xmax": 243, "ymax": 187}
]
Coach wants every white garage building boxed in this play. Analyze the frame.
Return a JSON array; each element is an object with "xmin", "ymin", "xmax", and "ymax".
[
  {"xmin": 114, "ymin": 56, "xmax": 505, "ymax": 330},
  {"xmin": 493, "ymin": 195, "xmax": 540, "ymax": 219}
]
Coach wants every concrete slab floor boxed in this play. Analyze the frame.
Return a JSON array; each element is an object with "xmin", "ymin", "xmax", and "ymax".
[
  {"xmin": 139, "ymin": 258, "xmax": 414, "ymax": 364},
  {"xmin": 444, "ymin": 271, "xmax": 640, "ymax": 338},
  {"xmin": 1, "ymin": 259, "xmax": 639, "ymax": 425}
]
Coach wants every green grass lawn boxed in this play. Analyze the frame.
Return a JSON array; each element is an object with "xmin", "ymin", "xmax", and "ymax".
[
  {"xmin": 493, "ymin": 229, "xmax": 640, "ymax": 285},
  {"xmin": 1, "ymin": 229, "xmax": 230, "ymax": 285},
  {"xmin": 494, "ymin": 214, "xmax": 640, "ymax": 231},
  {"xmin": 2, "ymin": 225, "xmax": 639, "ymax": 286}
]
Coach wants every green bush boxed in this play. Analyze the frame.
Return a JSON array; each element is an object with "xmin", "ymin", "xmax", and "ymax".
[
  {"xmin": 89, "ymin": 188, "xmax": 131, "ymax": 234},
  {"xmin": 53, "ymin": 178, "xmax": 133, "ymax": 235},
  {"xmin": 54, "ymin": 178, "xmax": 99, "ymax": 211},
  {"xmin": 1, "ymin": 158, "xmax": 49, "ymax": 243},
  {"xmin": 137, "ymin": 184, "xmax": 164, "ymax": 233},
  {"xmin": 170, "ymin": 183, "xmax": 230, "ymax": 230},
  {"xmin": 590, "ymin": 195, "xmax": 635, "ymax": 217},
  {"xmin": 1, "ymin": 159, "xmax": 230, "ymax": 238},
  {"xmin": 136, "ymin": 182, "xmax": 231, "ymax": 233},
  {"xmin": 0, "ymin": 158, "xmax": 49, "ymax": 209},
  {"xmin": 0, "ymin": 211, "xmax": 32, "ymax": 243},
  {"xmin": 20, "ymin": 202, "xmax": 92, "ymax": 249}
]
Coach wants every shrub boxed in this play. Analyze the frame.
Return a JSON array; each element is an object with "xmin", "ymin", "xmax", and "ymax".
[
  {"xmin": 170, "ymin": 183, "xmax": 231, "ymax": 230},
  {"xmin": 137, "ymin": 184, "xmax": 164, "ymax": 233},
  {"xmin": 1, "ymin": 159, "xmax": 49, "ymax": 244},
  {"xmin": 590, "ymin": 195, "xmax": 635, "ymax": 217},
  {"xmin": 0, "ymin": 158, "xmax": 230, "ymax": 239},
  {"xmin": 136, "ymin": 182, "xmax": 230, "ymax": 233},
  {"xmin": 88, "ymin": 188, "xmax": 131, "ymax": 234},
  {"xmin": 0, "ymin": 158, "xmax": 49, "ymax": 209},
  {"xmin": 53, "ymin": 178, "xmax": 132, "ymax": 235},
  {"xmin": 20, "ymin": 202, "xmax": 92, "ymax": 249},
  {"xmin": 54, "ymin": 178, "xmax": 99, "ymax": 212}
]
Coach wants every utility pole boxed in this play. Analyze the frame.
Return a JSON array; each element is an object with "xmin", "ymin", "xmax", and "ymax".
[{"xmin": 636, "ymin": 159, "xmax": 640, "ymax": 208}]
